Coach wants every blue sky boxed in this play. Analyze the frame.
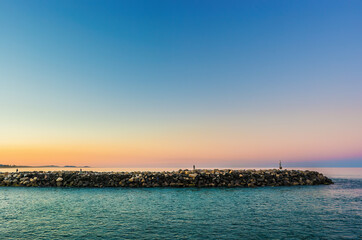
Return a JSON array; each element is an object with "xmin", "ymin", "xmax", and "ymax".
[{"xmin": 0, "ymin": 0, "xmax": 361, "ymax": 167}]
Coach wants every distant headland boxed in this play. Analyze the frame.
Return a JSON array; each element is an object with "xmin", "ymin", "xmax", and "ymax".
[{"xmin": 0, "ymin": 164, "xmax": 90, "ymax": 168}]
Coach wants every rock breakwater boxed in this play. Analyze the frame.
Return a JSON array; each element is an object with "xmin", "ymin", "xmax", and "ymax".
[{"xmin": 0, "ymin": 169, "xmax": 333, "ymax": 188}]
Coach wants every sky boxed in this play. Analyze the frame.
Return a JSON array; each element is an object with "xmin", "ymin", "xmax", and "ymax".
[{"xmin": 0, "ymin": 0, "xmax": 361, "ymax": 168}]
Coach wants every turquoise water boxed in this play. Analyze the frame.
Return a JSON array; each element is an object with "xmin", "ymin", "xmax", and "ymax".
[{"xmin": 0, "ymin": 179, "xmax": 361, "ymax": 239}]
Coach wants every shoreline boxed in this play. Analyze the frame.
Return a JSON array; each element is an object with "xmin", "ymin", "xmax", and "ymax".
[{"xmin": 0, "ymin": 169, "xmax": 333, "ymax": 188}]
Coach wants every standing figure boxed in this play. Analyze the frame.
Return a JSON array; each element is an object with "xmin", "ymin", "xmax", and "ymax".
[{"xmin": 279, "ymin": 161, "xmax": 282, "ymax": 170}]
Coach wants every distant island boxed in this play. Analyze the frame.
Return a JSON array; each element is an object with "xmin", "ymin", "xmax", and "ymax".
[{"xmin": 0, "ymin": 164, "xmax": 90, "ymax": 168}]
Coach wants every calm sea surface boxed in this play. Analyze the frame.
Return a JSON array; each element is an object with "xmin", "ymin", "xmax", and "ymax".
[{"xmin": 0, "ymin": 168, "xmax": 361, "ymax": 239}]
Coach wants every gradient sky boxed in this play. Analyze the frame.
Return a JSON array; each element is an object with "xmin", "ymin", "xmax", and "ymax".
[{"xmin": 0, "ymin": 0, "xmax": 361, "ymax": 168}]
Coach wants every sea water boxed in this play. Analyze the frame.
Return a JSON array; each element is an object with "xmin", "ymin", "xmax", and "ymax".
[{"xmin": 0, "ymin": 175, "xmax": 361, "ymax": 239}]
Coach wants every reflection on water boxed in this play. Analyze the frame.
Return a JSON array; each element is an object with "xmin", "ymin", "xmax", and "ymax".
[{"xmin": 0, "ymin": 167, "xmax": 361, "ymax": 178}]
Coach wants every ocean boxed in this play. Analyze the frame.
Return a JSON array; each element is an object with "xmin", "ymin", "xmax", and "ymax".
[{"xmin": 0, "ymin": 168, "xmax": 361, "ymax": 239}]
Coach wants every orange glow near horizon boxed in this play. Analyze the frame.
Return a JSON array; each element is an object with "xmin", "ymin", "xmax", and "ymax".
[
  {"xmin": 1, "ymin": 129, "xmax": 361, "ymax": 167},
  {"xmin": 1, "ymin": 105, "xmax": 361, "ymax": 167}
]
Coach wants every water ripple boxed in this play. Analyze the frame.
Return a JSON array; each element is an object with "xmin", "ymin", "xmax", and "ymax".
[{"xmin": 0, "ymin": 179, "xmax": 361, "ymax": 239}]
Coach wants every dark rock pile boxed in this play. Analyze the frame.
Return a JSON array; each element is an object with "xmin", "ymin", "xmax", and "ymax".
[{"xmin": 0, "ymin": 169, "xmax": 333, "ymax": 188}]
